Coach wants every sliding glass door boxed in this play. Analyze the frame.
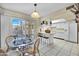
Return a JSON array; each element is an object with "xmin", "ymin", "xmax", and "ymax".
[
  {"xmin": 1, "ymin": 15, "xmax": 13, "ymax": 49},
  {"xmin": 1, "ymin": 15, "xmax": 29, "ymax": 49}
]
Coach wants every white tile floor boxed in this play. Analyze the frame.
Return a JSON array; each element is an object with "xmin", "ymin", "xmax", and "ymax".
[{"xmin": 39, "ymin": 38, "xmax": 79, "ymax": 56}]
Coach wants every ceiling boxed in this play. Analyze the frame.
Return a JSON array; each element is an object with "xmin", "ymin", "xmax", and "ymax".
[{"xmin": 0, "ymin": 3, "xmax": 73, "ymax": 17}]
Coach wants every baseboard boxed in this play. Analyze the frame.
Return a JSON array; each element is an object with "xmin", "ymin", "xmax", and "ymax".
[
  {"xmin": 53, "ymin": 37, "xmax": 64, "ymax": 40},
  {"xmin": 54, "ymin": 37, "xmax": 78, "ymax": 44},
  {"xmin": 65, "ymin": 40, "xmax": 77, "ymax": 44}
]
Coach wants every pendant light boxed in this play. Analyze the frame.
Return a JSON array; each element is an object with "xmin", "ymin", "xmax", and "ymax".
[{"xmin": 31, "ymin": 3, "xmax": 40, "ymax": 19}]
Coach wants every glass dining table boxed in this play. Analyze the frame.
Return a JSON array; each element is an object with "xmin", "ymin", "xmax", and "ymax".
[
  {"xmin": 7, "ymin": 35, "xmax": 34, "ymax": 56},
  {"xmin": 15, "ymin": 41, "xmax": 33, "ymax": 56}
]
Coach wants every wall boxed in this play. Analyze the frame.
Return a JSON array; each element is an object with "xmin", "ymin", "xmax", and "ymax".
[
  {"xmin": 49, "ymin": 8, "xmax": 75, "ymax": 21},
  {"xmin": 0, "ymin": 7, "xmax": 31, "ymax": 20}
]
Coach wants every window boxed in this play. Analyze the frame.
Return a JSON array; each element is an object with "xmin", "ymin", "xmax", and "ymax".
[{"xmin": 11, "ymin": 18, "xmax": 25, "ymax": 28}]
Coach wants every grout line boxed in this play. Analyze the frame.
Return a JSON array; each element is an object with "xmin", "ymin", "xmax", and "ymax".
[
  {"xmin": 55, "ymin": 42, "xmax": 67, "ymax": 56},
  {"xmin": 39, "ymin": 38, "xmax": 78, "ymax": 56},
  {"xmin": 43, "ymin": 41, "xmax": 66, "ymax": 55},
  {"xmin": 69, "ymin": 43, "xmax": 74, "ymax": 56}
]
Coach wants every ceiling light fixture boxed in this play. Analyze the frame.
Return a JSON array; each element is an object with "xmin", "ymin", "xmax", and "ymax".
[{"xmin": 31, "ymin": 3, "xmax": 40, "ymax": 19}]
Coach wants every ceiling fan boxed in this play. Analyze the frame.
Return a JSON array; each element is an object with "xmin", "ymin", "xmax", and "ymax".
[
  {"xmin": 66, "ymin": 3, "xmax": 79, "ymax": 15},
  {"xmin": 66, "ymin": 3, "xmax": 79, "ymax": 23}
]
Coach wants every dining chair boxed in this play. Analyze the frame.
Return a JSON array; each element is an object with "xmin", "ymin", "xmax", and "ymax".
[
  {"xmin": 5, "ymin": 35, "xmax": 22, "ymax": 56},
  {"xmin": 24, "ymin": 37, "xmax": 40, "ymax": 56},
  {"xmin": 5, "ymin": 35, "xmax": 15, "ymax": 52},
  {"xmin": 0, "ymin": 48, "xmax": 7, "ymax": 56},
  {"xmin": 6, "ymin": 49, "xmax": 22, "ymax": 56}
]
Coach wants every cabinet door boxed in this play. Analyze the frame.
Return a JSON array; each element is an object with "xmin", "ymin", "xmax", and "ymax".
[
  {"xmin": 53, "ymin": 22, "xmax": 69, "ymax": 40},
  {"xmin": 69, "ymin": 21, "xmax": 77, "ymax": 42},
  {"xmin": 63, "ymin": 23, "xmax": 69, "ymax": 40}
]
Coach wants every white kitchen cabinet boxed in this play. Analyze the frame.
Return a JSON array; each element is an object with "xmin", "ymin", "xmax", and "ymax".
[
  {"xmin": 51, "ymin": 19, "xmax": 77, "ymax": 43},
  {"xmin": 52, "ymin": 22, "xmax": 69, "ymax": 40},
  {"xmin": 69, "ymin": 21, "xmax": 77, "ymax": 43}
]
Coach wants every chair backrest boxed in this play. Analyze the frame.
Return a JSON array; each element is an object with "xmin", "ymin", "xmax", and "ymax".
[
  {"xmin": 5, "ymin": 35, "xmax": 15, "ymax": 52},
  {"xmin": 33, "ymin": 37, "xmax": 40, "ymax": 56},
  {"xmin": 0, "ymin": 48, "xmax": 7, "ymax": 56}
]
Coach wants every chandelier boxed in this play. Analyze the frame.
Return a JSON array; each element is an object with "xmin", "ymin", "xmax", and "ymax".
[{"xmin": 31, "ymin": 3, "xmax": 40, "ymax": 19}]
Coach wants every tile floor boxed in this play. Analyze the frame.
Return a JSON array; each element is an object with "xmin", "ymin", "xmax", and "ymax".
[{"xmin": 39, "ymin": 38, "xmax": 79, "ymax": 56}]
